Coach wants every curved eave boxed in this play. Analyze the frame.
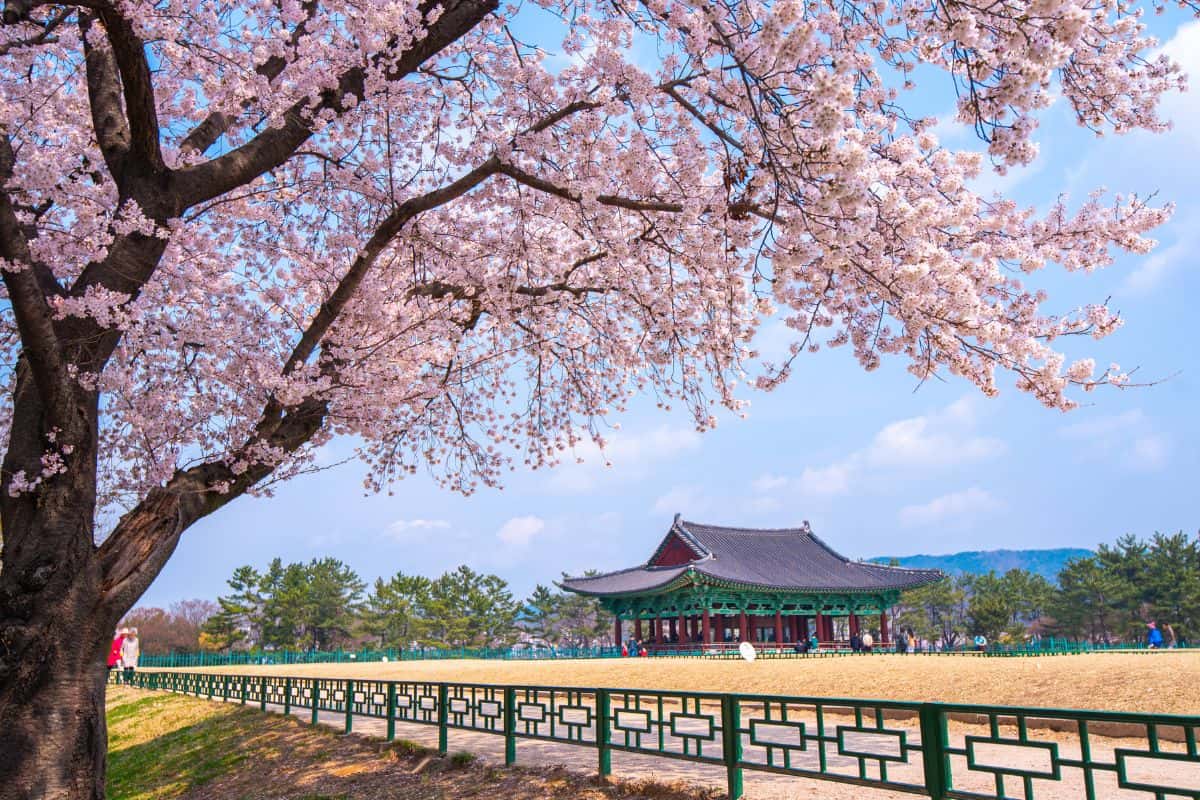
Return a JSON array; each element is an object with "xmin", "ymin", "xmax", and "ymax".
[
  {"xmin": 687, "ymin": 567, "xmax": 943, "ymax": 595},
  {"xmin": 557, "ymin": 569, "xmax": 698, "ymax": 598},
  {"xmin": 559, "ymin": 565, "xmax": 943, "ymax": 598}
]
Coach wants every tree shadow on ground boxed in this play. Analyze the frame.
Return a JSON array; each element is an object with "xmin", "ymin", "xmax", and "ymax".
[{"xmin": 105, "ymin": 687, "xmax": 720, "ymax": 800}]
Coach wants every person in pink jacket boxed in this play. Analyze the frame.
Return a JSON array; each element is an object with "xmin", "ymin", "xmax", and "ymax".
[{"xmin": 107, "ymin": 630, "xmax": 126, "ymax": 671}]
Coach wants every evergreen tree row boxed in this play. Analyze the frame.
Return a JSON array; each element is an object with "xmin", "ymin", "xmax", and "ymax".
[
  {"xmin": 894, "ymin": 532, "xmax": 1199, "ymax": 646},
  {"xmin": 198, "ymin": 560, "xmax": 610, "ymax": 652}
]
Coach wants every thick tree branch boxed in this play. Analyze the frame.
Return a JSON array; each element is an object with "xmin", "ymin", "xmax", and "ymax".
[
  {"xmin": 0, "ymin": 135, "xmax": 70, "ymax": 418},
  {"xmin": 94, "ymin": 3, "xmax": 165, "ymax": 174},
  {"xmin": 79, "ymin": 12, "xmax": 130, "ymax": 178},
  {"xmin": 174, "ymin": 0, "xmax": 499, "ymax": 207},
  {"xmin": 0, "ymin": 5, "xmax": 69, "ymax": 55},
  {"xmin": 178, "ymin": 0, "xmax": 320, "ymax": 157}
]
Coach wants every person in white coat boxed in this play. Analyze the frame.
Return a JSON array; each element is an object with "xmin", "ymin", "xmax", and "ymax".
[{"xmin": 120, "ymin": 628, "xmax": 140, "ymax": 675}]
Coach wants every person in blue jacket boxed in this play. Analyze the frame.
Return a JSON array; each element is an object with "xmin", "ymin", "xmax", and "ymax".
[{"xmin": 1147, "ymin": 621, "xmax": 1164, "ymax": 649}]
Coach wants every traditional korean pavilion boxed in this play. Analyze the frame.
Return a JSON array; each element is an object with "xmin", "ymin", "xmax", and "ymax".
[{"xmin": 560, "ymin": 515, "xmax": 942, "ymax": 650}]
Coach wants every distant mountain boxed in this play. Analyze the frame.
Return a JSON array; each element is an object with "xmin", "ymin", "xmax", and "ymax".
[{"xmin": 869, "ymin": 548, "xmax": 1094, "ymax": 583}]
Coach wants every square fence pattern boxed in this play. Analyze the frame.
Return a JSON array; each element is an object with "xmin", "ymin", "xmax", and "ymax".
[{"xmin": 114, "ymin": 671, "xmax": 1200, "ymax": 799}]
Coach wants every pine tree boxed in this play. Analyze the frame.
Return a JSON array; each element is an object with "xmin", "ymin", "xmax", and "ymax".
[{"xmin": 364, "ymin": 573, "xmax": 433, "ymax": 648}]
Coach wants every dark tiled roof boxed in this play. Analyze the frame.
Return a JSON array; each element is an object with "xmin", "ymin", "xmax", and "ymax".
[{"xmin": 560, "ymin": 517, "xmax": 942, "ymax": 596}]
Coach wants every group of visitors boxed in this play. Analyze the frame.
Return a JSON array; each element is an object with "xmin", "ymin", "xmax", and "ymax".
[
  {"xmin": 621, "ymin": 638, "xmax": 649, "ymax": 657},
  {"xmin": 848, "ymin": 631, "xmax": 874, "ymax": 652},
  {"xmin": 792, "ymin": 632, "xmax": 821, "ymax": 653},
  {"xmin": 894, "ymin": 628, "xmax": 920, "ymax": 653},
  {"xmin": 1147, "ymin": 621, "xmax": 1178, "ymax": 649},
  {"xmin": 107, "ymin": 627, "xmax": 140, "ymax": 674}
]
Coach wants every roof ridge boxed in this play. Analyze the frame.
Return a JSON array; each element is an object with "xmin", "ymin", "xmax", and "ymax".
[
  {"xmin": 680, "ymin": 518, "xmax": 814, "ymax": 535},
  {"xmin": 670, "ymin": 518, "xmax": 712, "ymax": 558},
  {"xmin": 857, "ymin": 560, "xmax": 946, "ymax": 576}
]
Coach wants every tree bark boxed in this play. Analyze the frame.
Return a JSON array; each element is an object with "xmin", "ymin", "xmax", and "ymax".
[
  {"xmin": 0, "ymin": 363, "xmax": 119, "ymax": 800},
  {"xmin": 0, "ymin": 590, "xmax": 116, "ymax": 800}
]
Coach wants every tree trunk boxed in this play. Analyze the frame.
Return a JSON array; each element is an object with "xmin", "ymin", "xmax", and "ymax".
[
  {"xmin": 0, "ymin": 534, "xmax": 121, "ymax": 800},
  {"xmin": 0, "ymin": 600, "xmax": 115, "ymax": 800},
  {"xmin": 0, "ymin": 363, "xmax": 120, "ymax": 799}
]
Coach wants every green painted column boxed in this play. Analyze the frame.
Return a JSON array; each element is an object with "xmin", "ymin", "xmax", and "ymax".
[
  {"xmin": 596, "ymin": 689, "xmax": 612, "ymax": 777},
  {"xmin": 437, "ymin": 684, "xmax": 449, "ymax": 754},
  {"xmin": 919, "ymin": 703, "xmax": 950, "ymax": 799},
  {"xmin": 503, "ymin": 687, "xmax": 517, "ymax": 765},
  {"xmin": 344, "ymin": 679, "xmax": 354, "ymax": 733},
  {"xmin": 721, "ymin": 694, "xmax": 743, "ymax": 799},
  {"xmin": 386, "ymin": 683, "xmax": 396, "ymax": 741}
]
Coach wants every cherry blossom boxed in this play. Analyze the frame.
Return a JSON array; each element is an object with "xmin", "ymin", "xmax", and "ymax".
[{"xmin": 3, "ymin": 0, "xmax": 1194, "ymax": 789}]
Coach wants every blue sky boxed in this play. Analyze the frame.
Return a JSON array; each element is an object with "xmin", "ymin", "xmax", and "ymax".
[{"xmin": 138, "ymin": 11, "xmax": 1200, "ymax": 608}]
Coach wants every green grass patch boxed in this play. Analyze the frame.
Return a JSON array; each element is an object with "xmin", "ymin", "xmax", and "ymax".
[{"xmin": 106, "ymin": 690, "xmax": 256, "ymax": 799}]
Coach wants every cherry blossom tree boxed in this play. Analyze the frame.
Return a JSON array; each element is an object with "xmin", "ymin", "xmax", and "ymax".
[{"xmin": 0, "ymin": 0, "xmax": 1190, "ymax": 795}]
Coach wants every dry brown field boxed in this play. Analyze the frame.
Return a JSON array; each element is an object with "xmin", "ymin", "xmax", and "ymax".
[{"xmin": 182, "ymin": 651, "xmax": 1200, "ymax": 714}]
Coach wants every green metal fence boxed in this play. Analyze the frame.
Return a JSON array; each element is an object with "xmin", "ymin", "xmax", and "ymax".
[
  {"xmin": 111, "ymin": 670, "xmax": 1200, "ymax": 799},
  {"xmin": 136, "ymin": 639, "xmax": 1191, "ymax": 669}
]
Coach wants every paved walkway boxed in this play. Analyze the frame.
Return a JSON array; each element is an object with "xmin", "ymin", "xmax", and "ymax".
[{"xmin": 179, "ymin": 691, "xmax": 1196, "ymax": 800}]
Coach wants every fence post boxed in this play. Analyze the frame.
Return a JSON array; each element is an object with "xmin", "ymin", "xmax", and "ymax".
[
  {"xmin": 503, "ymin": 687, "xmax": 517, "ymax": 766},
  {"xmin": 596, "ymin": 688, "xmax": 612, "ymax": 778},
  {"xmin": 240, "ymin": 676, "xmax": 248, "ymax": 706},
  {"xmin": 284, "ymin": 677, "xmax": 292, "ymax": 716},
  {"xmin": 259, "ymin": 678, "xmax": 267, "ymax": 712},
  {"xmin": 386, "ymin": 682, "xmax": 396, "ymax": 742},
  {"xmin": 344, "ymin": 679, "xmax": 354, "ymax": 733},
  {"xmin": 919, "ymin": 703, "xmax": 950, "ymax": 799},
  {"xmin": 311, "ymin": 681, "xmax": 320, "ymax": 726},
  {"xmin": 437, "ymin": 684, "xmax": 449, "ymax": 755},
  {"xmin": 720, "ymin": 694, "xmax": 744, "ymax": 800},
  {"xmin": 223, "ymin": 675, "xmax": 230, "ymax": 702}
]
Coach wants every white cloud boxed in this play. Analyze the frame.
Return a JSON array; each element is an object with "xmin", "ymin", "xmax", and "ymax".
[
  {"xmin": 1122, "ymin": 220, "xmax": 1197, "ymax": 295},
  {"xmin": 752, "ymin": 473, "xmax": 789, "ymax": 493},
  {"xmin": 1132, "ymin": 435, "xmax": 1169, "ymax": 471},
  {"xmin": 1059, "ymin": 409, "xmax": 1146, "ymax": 440},
  {"xmin": 548, "ymin": 424, "xmax": 702, "ymax": 492},
  {"xmin": 389, "ymin": 518, "xmax": 450, "ymax": 532},
  {"xmin": 496, "ymin": 515, "xmax": 547, "ymax": 547},
  {"xmin": 751, "ymin": 396, "xmax": 1006, "ymax": 502},
  {"xmin": 865, "ymin": 397, "xmax": 1005, "ymax": 469},
  {"xmin": 384, "ymin": 518, "xmax": 451, "ymax": 541},
  {"xmin": 899, "ymin": 487, "xmax": 1000, "ymax": 527},
  {"xmin": 1058, "ymin": 409, "xmax": 1169, "ymax": 471},
  {"xmin": 1158, "ymin": 22, "xmax": 1200, "ymax": 142},
  {"xmin": 795, "ymin": 463, "xmax": 854, "ymax": 496},
  {"xmin": 651, "ymin": 485, "xmax": 709, "ymax": 516}
]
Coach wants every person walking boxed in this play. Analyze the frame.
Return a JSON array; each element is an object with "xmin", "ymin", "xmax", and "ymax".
[
  {"xmin": 860, "ymin": 631, "xmax": 873, "ymax": 653},
  {"xmin": 120, "ymin": 627, "xmax": 140, "ymax": 676},
  {"xmin": 107, "ymin": 629, "xmax": 126, "ymax": 673},
  {"xmin": 1165, "ymin": 623, "xmax": 1177, "ymax": 648},
  {"xmin": 1147, "ymin": 622, "xmax": 1164, "ymax": 649}
]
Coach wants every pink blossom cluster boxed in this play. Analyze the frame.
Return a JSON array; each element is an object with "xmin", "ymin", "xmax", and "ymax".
[{"xmin": 0, "ymin": 0, "xmax": 1188, "ymax": 509}]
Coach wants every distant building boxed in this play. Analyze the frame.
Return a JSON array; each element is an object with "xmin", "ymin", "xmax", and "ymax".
[{"xmin": 560, "ymin": 514, "xmax": 941, "ymax": 649}]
